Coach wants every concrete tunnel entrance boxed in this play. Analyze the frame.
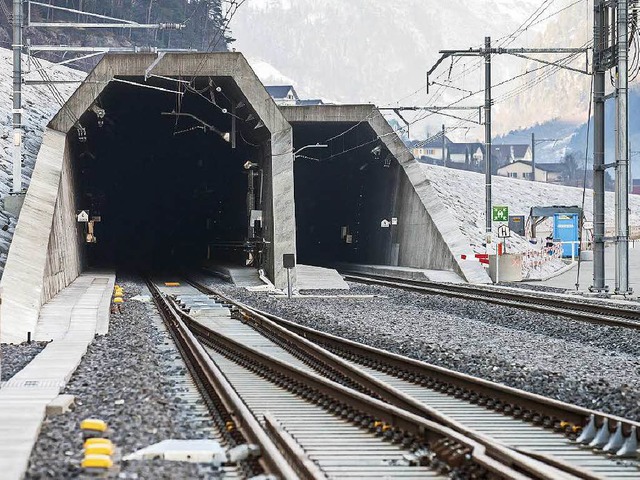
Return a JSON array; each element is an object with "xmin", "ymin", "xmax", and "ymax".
[
  {"xmin": 71, "ymin": 76, "xmax": 267, "ymax": 272},
  {"xmin": 292, "ymin": 121, "xmax": 400, "ymax": 266},
  {"xmin": 0, "ymin": 53, "xmax": 297, "ymax": 343},
  {"xmin": 283, "ymin": 105, "xmax": 491, "ymax": 286}
]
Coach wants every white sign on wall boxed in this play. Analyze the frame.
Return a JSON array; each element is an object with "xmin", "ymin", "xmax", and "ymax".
[{"xmin": 77, "ymin": 210, "xmax": 89, "ymax": 223}]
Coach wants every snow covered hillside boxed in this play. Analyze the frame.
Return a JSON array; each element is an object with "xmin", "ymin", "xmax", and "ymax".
[
  {"xmin": 421, "ymin": 163, "xmax": 640, "ymax": 250},
  {"xmin": 0, "ymin": 48, "xmax": 84, "ymax": 277}
]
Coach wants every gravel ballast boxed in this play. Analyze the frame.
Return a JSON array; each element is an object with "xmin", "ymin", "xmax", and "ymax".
[
  {"xmin": 26, "ymin": 278, "xmax": 223, "ymax": 479},
  {"xmin": 209, "ymin": 277, "xmax": 640, "ymax": 421},
  {"xmin": 1, "ymin": 341, "xmax": 48, "ymax": 382}
]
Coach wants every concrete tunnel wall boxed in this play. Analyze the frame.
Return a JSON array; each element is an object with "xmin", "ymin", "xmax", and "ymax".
[
  {"xmin": 0, "ymin": 53, "xmax": 296, "ymax": 343},
  {"xmin": 282, "ymin": 105, "xmax": 491, "ymax": 284}
]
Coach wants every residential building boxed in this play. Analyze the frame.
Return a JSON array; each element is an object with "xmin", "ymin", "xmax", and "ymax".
[
  {"xmin": 448, "ymin": 142, "xmax": 483, "ymax": 166},
  {"xmin": 265, "ymin": 85, "xmax": 324, "ymax": 106},
  {"xmin": 405, "ymin": 137, "xmax": 531, "ymax": 171},
  {"xmin": 407, "ymin": 133, "xmax": 451, "ymax": 164},
  {"xmin": 496, "ymin": 160, "xmax": 564, "ymax": 183},
  {"xmin": 491, "ymin": 144, "xmax": 532, "ymax": 166}
]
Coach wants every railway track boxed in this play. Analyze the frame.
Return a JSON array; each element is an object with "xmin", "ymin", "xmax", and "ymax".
[
  {"xmin": 340, "ymin": 273, "xmax": 640, "ymax": 330},
  {"xmin": 149, "ymin": 279, "xmax": 573, "ymax": 479},
  {"xmin": 189, "ymin": 278, "xmax": 640, "ymax": 479}
]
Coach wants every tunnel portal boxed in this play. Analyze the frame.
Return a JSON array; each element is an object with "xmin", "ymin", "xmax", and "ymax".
[
  {"xmin": 0, "ymin": 53, "xmax": 298, "ymax": 343},
  {"xmin": 70, "ymin": 77, "xmax": 267, "ymax": 272},
  {"xmin": 293, "ymin": 122, "xmax": 400, "ymax": 267}
]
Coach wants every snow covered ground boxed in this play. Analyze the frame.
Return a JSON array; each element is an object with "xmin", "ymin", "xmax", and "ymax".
[
  {"xmin": 0, "ymin": 48, "xmax": 85, "ymax": 277},
  {"xmin": 421, "ymin": 163, "xmax": 640, "ymax": 278}
]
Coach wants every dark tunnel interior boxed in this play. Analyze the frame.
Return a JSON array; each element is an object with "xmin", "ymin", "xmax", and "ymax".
[
  {"xmin": 293, "ymin": 122, "xmax": 400, "ymax": 267},
  {"xmin": 69, "ymin": 76, "xmax": 268, "ymax": 272}
]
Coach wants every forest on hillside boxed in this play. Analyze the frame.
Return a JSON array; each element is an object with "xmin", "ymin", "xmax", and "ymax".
[{"xmin": 0, "ymin": 0, "xmax": 233, "ymax": 69}]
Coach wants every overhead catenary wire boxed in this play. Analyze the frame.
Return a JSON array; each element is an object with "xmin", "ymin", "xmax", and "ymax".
[{"xmin": 424, "ymin": 0, "xmax": 588, "ymax": 106}]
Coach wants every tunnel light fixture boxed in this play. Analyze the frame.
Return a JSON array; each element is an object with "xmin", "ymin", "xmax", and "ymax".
[
  {"xmin": 90, "ymin": 104, "xmax": 105, "ymax": 127},
  {"xmin": 293, "ymin": 143, "xmax": 328, "ymax": 156}
]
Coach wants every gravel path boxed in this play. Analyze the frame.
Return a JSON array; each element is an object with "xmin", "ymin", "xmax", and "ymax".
[
  {"xmin": 26, "ymin": 278, "xmax": 223, "ymax": 479},
  {"xmin": 1, "ymin": 341, "xmax": 48, "ymax": 381},
  {"xmin": 208, "ymin": 277, "xmax": 640, "ymax": 421}
]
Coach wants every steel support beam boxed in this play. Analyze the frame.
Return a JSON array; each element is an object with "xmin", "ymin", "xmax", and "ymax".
[
  {"xmin": 592, "ymin": 0, "xmax": 607, "ymax": 292},
  {"xmin": 615, "ymin": 0, "xmax": 631, "ymax": 293},
  {"xmin": 485, "ymin": 36, "xmax": 492, "ymax": 234}
]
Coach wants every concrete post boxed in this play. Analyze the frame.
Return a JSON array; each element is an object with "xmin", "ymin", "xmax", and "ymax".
[
  {"xmin": 12, "ymin": 0, "xmax": 23, "ymax": 193},
  {"xmin": 441, "ymin": 124, "xmax": 446, "ymax": 167},
  {"xmin": 531, "ymin": 132, "xmax": 536, "ymax": 181}
]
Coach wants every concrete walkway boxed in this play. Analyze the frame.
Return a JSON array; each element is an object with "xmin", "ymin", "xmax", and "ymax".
[
  {"xmin": 525, "ymin": 243, "xmax": 640, "ymax": 296},
  {"xmin": 0, "ymin": 271, "xmax": 115, "ymax": 480},
  {"xmin": 339, "ymin": 263, "xmax": 464, "ymax": 283}
]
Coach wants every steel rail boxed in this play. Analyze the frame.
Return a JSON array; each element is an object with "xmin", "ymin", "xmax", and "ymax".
[
  {"xmin": 342, "ymin": 273, "xmax": 640, "ymax": 329},
  {"xmin": 173, "ymin": 292, "xmax": 544, "ymax": 479},
  {"xmin": 146, "ymin": 280, "xmax": 299, "ymax": 479},
  {"xmin": 189, "ymin": 279, "xmax": 640, "ymax": 479},
  {"xmin": 254, "ymin": 305, "xmax": 640, "ymax": 478},
  {"xmin": 186, "ymin": 279, "xmax": 593, "ymax": 479}
]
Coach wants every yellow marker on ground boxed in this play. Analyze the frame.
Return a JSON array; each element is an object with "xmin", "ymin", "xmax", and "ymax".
[
  {"xmin": 84, "ymin": 438, "xmax": 113, "ymax": 449},
  {"xmin": 164, "ymin": 282, "xmax": 181, "ymax": 287},
  {"xmin": 81, "ymin": 418, "xmax": 108, "ymax": 433},
  {"xmin": 113, "ymin": 297, "xmax": 124, "ymax": 304},
  {"xmin": 81, "ymin": 454, "xmax": 113, "ymax": 469},
  {"xmin": 85, "ymin": 443, "xmax": 115, "ymax": 456}
]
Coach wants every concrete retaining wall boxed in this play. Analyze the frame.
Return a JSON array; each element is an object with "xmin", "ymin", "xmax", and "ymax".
[
  {"xmin": 41, "ymin": 145, "xmax": 83, "ymax": 303},
  {"xmin": 282, "ymin": 105, "xmax": 491, "ymax": 284},
  {"xmin": 0, "ymin": 129, "xmax": 76, "ymax": 343}
]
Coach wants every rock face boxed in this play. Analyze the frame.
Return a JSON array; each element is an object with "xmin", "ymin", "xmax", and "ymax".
[{"xmin": 0, "ymin": 48, "xmax": 84, "ymax": 278}]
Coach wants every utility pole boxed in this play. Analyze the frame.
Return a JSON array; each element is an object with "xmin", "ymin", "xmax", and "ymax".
[
  {"xmin": 441, "ymin": 124, "xmax": 446, "ymax": 167},
  {"xmin": 592, "ymin": 0, "xmax": 609, "ymax": 292},
  {"xmin": 485, "ymin": 36, "xmax": 492, "ymax": 234},
  {"xmin": 426, "ymin": 42, "xmax": 587, "ymax": 236},
  {"xmin": 12, "ymin": 0, "xmax": 23, "ymax": 194},
  {"xmin": 6, "ymin": 1, "xmax": 186, "ymax": 213},
  {"xmin": 531, "ymin": 132, "xmax": 535, "ymax": 181},
  {"xmin": 615, "ymin": 0, "xmax": 631, "ymax": 294}
]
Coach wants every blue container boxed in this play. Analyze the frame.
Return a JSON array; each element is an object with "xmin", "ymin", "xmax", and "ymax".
[{"xmin": 553, "ymin": 213, "xmax": 580, "ymax": 258}]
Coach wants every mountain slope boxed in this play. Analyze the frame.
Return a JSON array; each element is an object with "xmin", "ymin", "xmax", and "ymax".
[{"xmin": 229, "ymin": 0, "xmax": 593, "ymax": 136}]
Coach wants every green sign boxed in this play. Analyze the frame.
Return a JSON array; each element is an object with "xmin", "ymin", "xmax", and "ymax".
[{"xmin": 492, "ymin": 205, "xmax": 509, "ymax": 222}]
